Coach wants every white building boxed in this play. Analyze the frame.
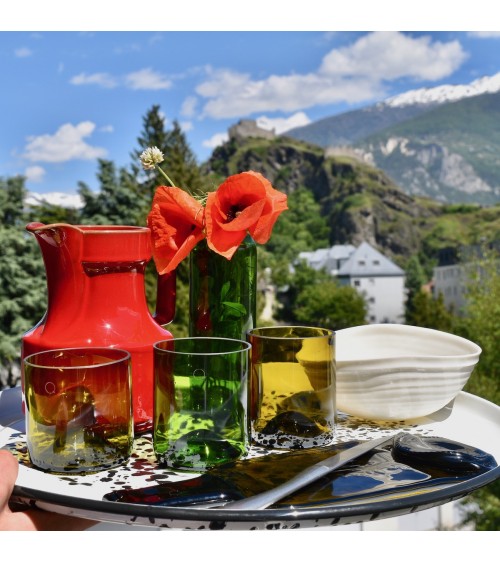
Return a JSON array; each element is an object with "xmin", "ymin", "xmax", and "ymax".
[
  {"xmin": 433, "ymin": 256, "xmax": 497, "ymax": 315},
  {"xmin": 299, "ymin": 242, "xmax": 406, "ymax": 324},
  {"xmin": 298, "ymin": 244, "xmax": 356, "ymax": 276},
  {"xmin": 433, "ymin": 263, "xmax": 469, "ymax": 313}
]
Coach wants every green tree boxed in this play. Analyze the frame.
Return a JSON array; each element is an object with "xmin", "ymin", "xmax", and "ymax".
[
  {"xmin": 277, "ymin": 261, "xmax": 367, "ymax": 329},
  {"xmin": 261, "ymin": 187, "xmax": 330, "ymax": 290},
  {"xmin": 131, "ymin": 107, "xmax": 204, "ymax": 205},
  {"xmin": 130, "ymin": 104, "xmax": 172, "ymax": 202},
  {"xmin": 25, "ymin": 200, "xmax": 80, "ymax": 225},
  {"xmin": 157, "ymin": 121, "xmax": 204, "ymax": 337},
  {"xmin": 404, "ymin": 254, "xmax": 427, "ymax": 323},
  {"xmin": 0, "ymin": 177, "xmax": 47, "ymax": 387},
  {"xmin": 265, "ymin": 187, "xmax": 329, "ymax": 258},
  {"xmin": 130, "ymin": 106, "xmax": 205, "ymax": 337},
  {"xmin": 406, "ymin": 289, "xmax": 456, "ymax": 332},
  {"xmin": 294, "ymin": 279, "xmax": 367, "ymax": 330},
  {"xmin": 452, "ymin": 246, "xmax": 500, "ymax": 531},
  {"xmin": 78, "ymin": 160, "xmax": 143, "ymax": 226},
  {"xmin": 0, "ymin": 229, "xmax": 46, "ymax": 370},
  {"xmin": 162, "ymin": 120, "xmax": 204, "ymax": 195},
  {"xmin": 460, "ymin": 248, "xmax": 500, "ymax": 383},
  {"xmin": 0, "ymin": 176, "xmax": 25, "ymax": 227}
]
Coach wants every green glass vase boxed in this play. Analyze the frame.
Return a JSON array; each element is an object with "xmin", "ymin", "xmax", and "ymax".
[{"xmin": 189, "ymin": 235, "xmax": 257, "ymax": 340}]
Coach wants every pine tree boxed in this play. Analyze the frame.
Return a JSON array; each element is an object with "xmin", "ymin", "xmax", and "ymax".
[
  {"xmin": 130, "ymin": 105, "xmax": 171, "ymax": 202},
  {"xmin": 25, "ymin": 200, "xmax": 79, "ymax": 225},
  {"xmin": 162, "ymin": 120, "xmax": 204, "ymax": 195},
  {"xmin": 130, "ymin": 106, "xmax": 205, "ymax": 337},
  {"xmin": 0, "ymin": 175, "xmax": 26, "ymax": 227},
  {"xmin": 131, "ymin": 106, "xmax": 204, "ymax": 202},
  {"xmin": 0, "ymin": 176, "xmax": 46, "ymax": 387},
  {"xmin": 78, "ymin": 159, "xmax": 143, "ymax": 225}
]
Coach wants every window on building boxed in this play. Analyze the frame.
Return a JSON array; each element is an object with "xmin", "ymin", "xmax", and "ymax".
[
  {"xmin": 369, "ymin": 297, "xmax": 375, "ymax": 303},
  {"xmin": 354, "ymin": 280, "xmax": 360, "ymax": 287},
  {"xmin": 358, "ymin": 260, "xmax": 365, "ymax": 266},
  {"xmin": 370, "ymin": 315, "xmax": 376, "ymax": 322},
  {"xmin": 373, "ymin": 260, "xmax": 380, "ymax": 266}
]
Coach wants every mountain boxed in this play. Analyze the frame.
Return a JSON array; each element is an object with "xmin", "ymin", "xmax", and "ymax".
[
  {"xmin": 383, "ymin": 73, "xmax": 500, "ymax": 107},
  {"xmin": 287, "ymin": 73, "xmax": 500, "ymax": 205},
  {"xmin": 204, "ymin": 135, "xmax": 500, "ymax": 265},
  {"xmin": 357, "ymin": 92, "xmax": 500, "ymax": 205}
]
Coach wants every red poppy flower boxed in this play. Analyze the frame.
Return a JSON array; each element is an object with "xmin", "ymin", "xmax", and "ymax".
[
  {"xmin": 147, "ymin": 186, "xmax": 205, "ymax": 274},
  {"xmin": 205, "ymin": 171, "xmax": 288, "ymax": 259}
]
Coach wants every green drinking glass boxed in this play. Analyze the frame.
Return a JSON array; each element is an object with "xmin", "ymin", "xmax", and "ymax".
[
  {"xmin": 188, "ymin": 235, "xmax": 257, "ymax": 341},
  {"xmin": 153, "ymin": 337, "xmax": 251, "ymax": 471}
]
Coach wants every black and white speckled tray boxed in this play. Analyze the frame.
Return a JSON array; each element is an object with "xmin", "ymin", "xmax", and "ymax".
[{"xmin": 1, "ymin": 386, "xmax": 499, "ymax": 530}]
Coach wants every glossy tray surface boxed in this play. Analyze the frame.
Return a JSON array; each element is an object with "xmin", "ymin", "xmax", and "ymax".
[{"xmin": 1, "ymin": 386, "xmax": 499, "ymax": 530}]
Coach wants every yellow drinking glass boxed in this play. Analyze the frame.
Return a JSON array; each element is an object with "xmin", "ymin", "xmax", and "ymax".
[{"xmin": 247, "ymin": 326, "xmax": 335, "ymax": 449}]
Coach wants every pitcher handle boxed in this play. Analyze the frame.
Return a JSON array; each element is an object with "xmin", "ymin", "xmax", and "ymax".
[{"xmin": 154, "ymin": 271, "xmax": 176, "ymax": 326}]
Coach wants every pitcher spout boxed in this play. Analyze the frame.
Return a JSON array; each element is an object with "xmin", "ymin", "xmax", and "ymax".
[{"xmin": 26, "ymin": 224, "xmax": 91, "ymax": 343}]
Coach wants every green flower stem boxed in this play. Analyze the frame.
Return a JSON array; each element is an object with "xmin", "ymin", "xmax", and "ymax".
[
  {"xmin": 155, "ymin": 165, "xmax": 176, "ymax": 188},
  {"xmin": 189, "ymin": 236, "xmax": 257, "ymax": 340},
  {"xmin": 155, "ymin": 165, "xmax": 196, "ymax": 197}
]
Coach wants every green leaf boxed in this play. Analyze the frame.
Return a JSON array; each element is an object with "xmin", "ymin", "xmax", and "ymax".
[
  {"xmin": 221, "ymin": 301, "xmax": 247, "ymax": 320},
  {"xmin": 220, "ymin": 281, "xmax": 230, "ymax": 301}
]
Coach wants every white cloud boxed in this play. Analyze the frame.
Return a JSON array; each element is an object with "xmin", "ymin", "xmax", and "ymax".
[
  {"xmin": 24, "ymin": 166, "xmax": 46, "ymax": 182},
  {"xmin": 70, "ymin": 67, "xmax": 174, "ymax": 91},
  {"xmin": 23, "ymin": 122, "xmax": 107, "ymax": 163},
  {"xmin": 198, "ymin": 70, "xmax": 381, "ymax": 118},
  {"xmin": 468, "ymin": 31, "xmax": 500, "ymax": 38},
  {"xmin": 180, "ymin": 121, "xmax": 193, "ymax": 132},
  {"xmin": 202, "ymin": 131, "xmax": 229, "ymax": 149},
  {"xmin": 256, "ymin": 112, "xmax": 311, "ymax": 134},
  {"xmin": 100, "ymin": 125, "xmax": 114, "ymax": 133},
  {"xmin": 125, "ymin": 68, "xmax": 172, "ymax": 90},
  {"xmin": 319, "ymin": 32, "xmax": 467, "ymax": 81},
  {"xmin": 196, "ymin": 32, "xmax": 468, "ymax": 119},
  {"xmin": 181, "ymin": 96, "xmax": 198, "ymax": 118},
  {"xmin": 25, "ymin": 192, "xmax": 83, "ymax": 209},
  {"xmin": 70, "ymin": 72, "xmax": 117, "ymax": 88},
  {"xmin": 15, "ymin": 47, "xmax": 33, "ymax": 58}
]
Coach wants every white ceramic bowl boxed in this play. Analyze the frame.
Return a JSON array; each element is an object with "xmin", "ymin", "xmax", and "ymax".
[{"xmin": 335, "ymin": 324, "xmax": 482, "ymax": 421}]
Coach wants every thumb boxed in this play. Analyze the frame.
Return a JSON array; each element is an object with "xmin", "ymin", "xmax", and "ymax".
[
  {"xmin": 0, "ymin": 449, "xmax": 96, "ymax": 531},
  {"xmin": 0, "ymin": 450, "xmax": 19, "ymax": 517},
  {"xmin": 0, "ymin": 450, "xmax": 18, "ymax": 500}
]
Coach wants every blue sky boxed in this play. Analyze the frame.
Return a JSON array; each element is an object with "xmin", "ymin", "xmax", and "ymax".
[{"xmin": 2, "ymin": 13, "xmax": 500, "ymax": 203}]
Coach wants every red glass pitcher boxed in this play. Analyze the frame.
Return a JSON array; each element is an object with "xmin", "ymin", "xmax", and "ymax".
[{"xmin": 22, "ymin": 223, "xmax": 176, "ymax": 434}]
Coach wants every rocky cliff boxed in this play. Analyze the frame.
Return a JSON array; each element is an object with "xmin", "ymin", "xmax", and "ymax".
[
  {"xmin": 286, "ymin": 77, "xmax": 500, "ymax": 206},
  {"xmin": 205, "ymin": 136, "xmax": 500, "ymax": 265}
]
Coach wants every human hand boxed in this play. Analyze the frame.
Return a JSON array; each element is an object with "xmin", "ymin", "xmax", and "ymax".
[{"xmin": 0, "ymin": 450, "xmax": 96, "ymax": 531}]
